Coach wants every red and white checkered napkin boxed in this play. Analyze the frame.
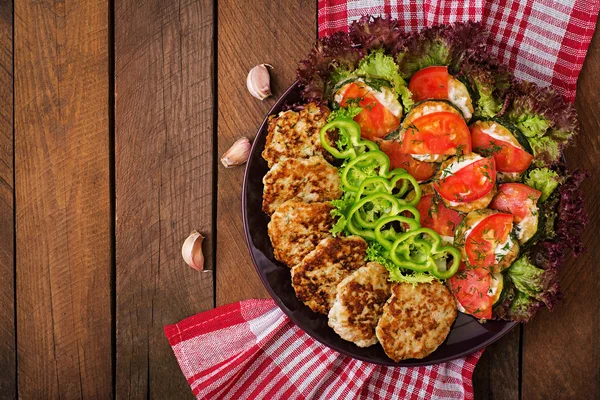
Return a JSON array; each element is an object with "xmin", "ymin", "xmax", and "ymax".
[
  {"xmin": 318, "ymin": 0, "xmax": 600, "ymax": 101},
  {"xmin": 165, "ymin": 299, "xmax": 482, "ymax": 400}
]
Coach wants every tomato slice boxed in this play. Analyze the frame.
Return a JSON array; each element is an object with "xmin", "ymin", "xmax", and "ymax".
[
  {"xmin": 489, "ymin": 183, "xmax": 542, "ymax": 223},
  {"xmin": 434, "ymin": 157, "xmax": 496, "ymax": 203},
  {"xmin": 408, "ymin": 66, "xmax": 450, "ymax": 102},
  {"xmin": 464, "ymin": 213, "xmax": 513, "ymax": 272},
  {"xmin": 400, "ymin": 112, "xmax": 471, "ymax": 157},
  {"xmin": 447, "ymin": 262, "xmax": 493, "ymax": 319},
  {"xmin": 471, "ymin": 124, "xmax": 533, "ymax": 173},
  {"xmin": 377, "ymin": 140, "xmax": 437, "ymax": 181},
  {"xmin": 340, "ymin": 82, "xmax": 400, "ymax": 140},
  {"xmin": 415, "ymin": 194, "xmax": 464, "ymax": 237}
]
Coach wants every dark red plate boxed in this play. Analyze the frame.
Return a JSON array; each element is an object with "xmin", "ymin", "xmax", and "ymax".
[{"xmin": 241, "ymin": 81, "xmax": 517, "ymax": 366}]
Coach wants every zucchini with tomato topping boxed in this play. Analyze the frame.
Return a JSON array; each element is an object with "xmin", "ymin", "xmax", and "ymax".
[
  {"xmin": 433, "ymin": 153, "xmax": 497, "ymax": 213},
  {"xmin": 399, "ymin": 100, "xmax": 472, "ymax": 163},
  {"xmin": 335, "ymin": 80, "xmax": 403, "ymax": 141},
  {"xmin": 377, "ymin": 139, "xmax": 438, "ymax": 181},
  {"xmin": 447, "ymin": 262, "xmax": 504, "ymax": 320},
  {"xmin": 408, "ymin": 184, "xmax": 464, "ymax": 244},
  {"xmin": 470, "ymin": 120, "xmax": 533, "ymax": 180},
  {"xmin": 408, "ymin": 66, "xmax": 474, "ymax": 119},
  {"xmin": 454, "ymin": 209, "xmax": 520, "ymax": 275},
  {"xmin": 489, "ymin": 183, "xmax": 542, "ymax": 244}
]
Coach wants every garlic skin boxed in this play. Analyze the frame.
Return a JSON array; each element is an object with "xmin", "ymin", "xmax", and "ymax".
[
  {"xmin": 182, "ymin": 231, "xmax": 205, "ymax": 271},
  {"xmin": 247, "ymin": 64, "xmax": 272, "ymax": 100},
  {"xmin": 221, "ymin": 137, "xmax": 251, "ymax": 168}
]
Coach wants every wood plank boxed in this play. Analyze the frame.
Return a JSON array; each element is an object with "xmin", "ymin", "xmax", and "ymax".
[
  {"xmin": 0, "ymin": 1, "xmax": 14, "ymax": 397},
  {"xmin": 114, "ymin": 0, "xmax": 214, "ymax": 397},
  {"xmin": 473, "ymin": 327, "xmax": 520, "ymax": 400},
  {"xmin": 14, "ymin": 0, "xmax": 111, "ymax": 398},
  {"xmin": 216, "ymin": 0, "xmax": 317, "ymax": 306},
  {"xmin": 521, "ymin": 22, "xmax": 600, "ymax": 400}
]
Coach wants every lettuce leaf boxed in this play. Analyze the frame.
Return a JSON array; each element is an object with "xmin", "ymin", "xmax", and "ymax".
[
  {"xmin": 354, "ymin": 50, "xmax": 413, "ymax": 109},
  {"xmin": 525, "ymin": 168, "xmax": 561, "ymax": 202},
  {"xmin": 506, "ymin": 81, "xmax": 579, "ymax": 166},
  {"xmin": 459, "ymin": 58, "xmax": 513, "ymax": 118},
  {"xmin": 366, "ymin": 243, "xmax": 436, "ymax": 284},
  {"xmin": 396, "ymin": 21, "xmax": 487, "ymax": 79},
  {"xmin": 349, "ymin": 15, "xmax": 407, "ymax": 54},
  {"xmin": 493, "ymin": 256, "xmax": 561, "ymax": 322},
  {"xmin": 297, "ymin": 32, "xmax": 365, "ymax": 101}
]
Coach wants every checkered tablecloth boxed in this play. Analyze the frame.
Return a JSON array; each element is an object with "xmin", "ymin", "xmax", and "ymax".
[{"xmin": 165, "ymin": 299, "xmax": 482, "ymax": 399}]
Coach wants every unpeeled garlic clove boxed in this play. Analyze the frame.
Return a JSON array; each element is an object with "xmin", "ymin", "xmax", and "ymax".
[
  {"xmin": 221, "ymin": 137, "xmax": 251, "ymax": 168},
  {"xmin": 247, "ymin": 64, "xmax": 272, "ymax": 100},
  {"xmin": 182, "ymin": 231, "xmax": 205, "ymax": 271}
]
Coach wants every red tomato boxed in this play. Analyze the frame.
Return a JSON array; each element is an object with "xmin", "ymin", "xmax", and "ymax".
[
  {"xmin": 464, "ymin": 213, "xmax": 513, "ymax": 272},
  {"xmin": 471, "ymin": 124, "xmax": 533, "ymax": 173},
  {"xmin": 400, "ymin": 112, "xmax": 471, "ymax": 157},
  {"xmin": 415, "ymin": 194, "xmax": 464, "ymax": 237},
  {"xmin": 434, "ymin": 157, "xmax": 496, "ymax": 203},
  {"xmin": 408, "ymin": 66, "xmax": 450, "ymax": 102},
  {"xmin": 489, "ymin": 183, "xmax": 542, "ymax": 223},
  {"xmin": 377, "ymin": 140, "xmax": 437, "ymax": 181},
  {"xmin": 447, "ymin": 262, "xmax": 493, "ymax": 319},
  {"xmin": 340, "ymin": 82, "xmax": 400, "ymax": 140}
]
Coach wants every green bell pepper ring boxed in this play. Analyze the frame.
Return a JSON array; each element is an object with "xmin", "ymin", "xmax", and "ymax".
[
  {"xmin": 388, "ymin": 228, "xmax": 461, "ymax": 279},
  {"xmin": 346, "ymin": 192, "xmax": 401, "ymax": 233},
  {"xmin": 340, "ymin": 151, "xmax": 392, "ymax": 192},
  {"xmin": 373, "ymin": 214, "xmax": 421, "ymax": 251},
  {"xmin": 319, "ymin": 118, "xmax": 378, "ymax": 159}
]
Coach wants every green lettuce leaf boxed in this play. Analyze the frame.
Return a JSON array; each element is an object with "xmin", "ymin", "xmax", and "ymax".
[
  {"xmin": 354, "ymin": 49, "xmax": 414, "ymax": 109},
  {"xmin": 525, "ymin": 168, "xmax": 561, "ymax": 202}
]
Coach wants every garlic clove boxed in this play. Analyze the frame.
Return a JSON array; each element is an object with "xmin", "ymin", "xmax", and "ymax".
[
  {"xmin": 221, "ymin": 137, "xmax": 251, "ymax": 168},
  {"xmin": 182, "ymin": 230, "xmax": 205, "ymax": 271},
  {"xmin": 247, "ymin": 64, "xmax": 273, "ymax": 100}
]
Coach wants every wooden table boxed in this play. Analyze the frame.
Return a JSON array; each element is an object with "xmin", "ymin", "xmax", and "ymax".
[{"xmin": 1, "ymin": 1, "xmax": 598, "ymax": 398}]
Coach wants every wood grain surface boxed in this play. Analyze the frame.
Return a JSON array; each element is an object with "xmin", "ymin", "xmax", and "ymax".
[
  {"xmin": 0, "ymin": 1, "xmax": 13, "ymax": 397},
  {"xmin": 114, "ymin": 0, "xmax": 214, "ymax": 397},
  {"xmin": 216, "ymin": 0, "xmax": 317, "ymax": 306},
  {"xmin": 14, "ymin": 0, "xmax": 112, "ymax": 398},
  {"xmin": 520, "ymin": 25, "xmax": 600, "ymax": 400}
]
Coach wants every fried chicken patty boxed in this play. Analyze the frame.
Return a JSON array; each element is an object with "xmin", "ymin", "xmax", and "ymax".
[
  {"xmin": 262, "ymin": 102, "xmax": 331, "ymax": 168},
  {"xmin": 328, "ymin": 262, "xmax": 392, "ymax": 347},
  {"xmin": 291, "ymin": 236, "xmax": 368, "ymax": 315},
  {"xmin": 267, "ymin": 200, "xmax": 334, "ymax": 267},
  {"xmin": 262, "ymin": 156, "xmax": 342, "ymax": 215},
  {"xmin": 376, "ymin": 281, "xmax": 457, "ymax": 361}
]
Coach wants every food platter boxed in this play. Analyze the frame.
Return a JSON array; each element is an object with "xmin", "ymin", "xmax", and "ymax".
[{"xmin": 242, "ymin": 81, "xmax": 518, "ymax": 366}]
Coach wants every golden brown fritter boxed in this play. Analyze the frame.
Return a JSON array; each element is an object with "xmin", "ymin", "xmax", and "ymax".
[
  {"xmin": 328, "ymin": 262, "xmax": 392, "ymax": 347},
  {"xmin": 376, "ymin": 281, "xmax": 457, "ymax": 361},
  {"xmin": 291, "ymin": 236, "xmax": 368, "ymax": 315},
  {"xmin": 262, "ymin": 103, "xmax": 331, "ymax": 168},
  {"xmin": 262, "ymin": 156, "xmax": 342, "ymax": 215},
  {"xmin": 267, "ymin": 200, "xmax": 334, "ymax": 267}
]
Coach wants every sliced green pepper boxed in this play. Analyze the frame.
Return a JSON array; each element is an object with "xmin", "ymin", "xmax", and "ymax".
[
  {"xmin": 388, "ymin": 228, "xmax": 461, "ymax": 279},
  {"xmin": 319, "ymin": 118, "xmax": 378, "ymax": 159}
]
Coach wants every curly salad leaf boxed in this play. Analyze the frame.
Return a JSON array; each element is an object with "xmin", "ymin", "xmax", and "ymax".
[
  {"xmin": 459, "ymin": 57, "xmax": 512, "ymax": 118},
  {"xmin": 395, "ymin": 20, "xmax": 487, "ymax": 78},
  {"xmin": 525, "ymin": 168, "xmax": 561, "ymax": 202},
  {"xmin": 494, "ymin": 255, "xmax": 561, "ymax": 322},
  {"xmin": 353, "ymin": 50, "xmax": 413, "ymax": 109},
  {"xmin": 506, "ymin": 82, "xmax": 579, "ymax": 166}
]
